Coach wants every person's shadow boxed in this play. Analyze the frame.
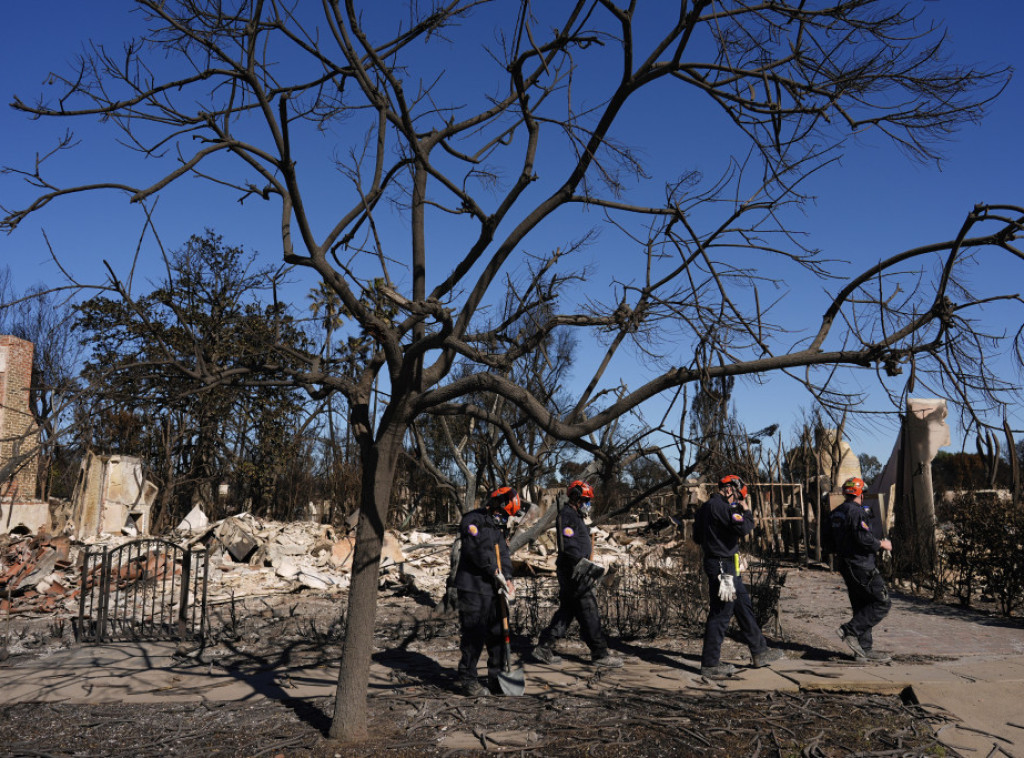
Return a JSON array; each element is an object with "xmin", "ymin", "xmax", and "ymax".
[{"xmin": 371, "ymin": 646, "xmax": 460, "ymax": 691}]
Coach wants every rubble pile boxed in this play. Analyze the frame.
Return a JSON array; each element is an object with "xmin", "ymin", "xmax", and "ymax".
[
  {"xmin": 0, "ymin": 535, "xmax": 76, "ymax": 613},
  {"xmin": 81, "ymin": 544, "xmax": 179, "ymax": 593},
  {"xmin": 176, "ymin": 512, "xmax": 675, "ymax": 606},
  {"xmin": 178, "ymin": 512, "xmax": 451, "ymax": 603},
  {"xmin": 0, "ymin": 507, "xmax": 688, "ymax": 619}
]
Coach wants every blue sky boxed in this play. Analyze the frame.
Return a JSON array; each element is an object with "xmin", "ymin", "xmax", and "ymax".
[{"xmin": 2, "ymin": 1, "xmax": 1023, "ymax": 465}]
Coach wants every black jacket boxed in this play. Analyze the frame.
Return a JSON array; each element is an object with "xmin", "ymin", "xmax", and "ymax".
[
  {"xmin": 829, "ymin": 500, "xmax": 883, "ymax": 570},
  {"xmin": 454, "ymin": 508, "xmax": 513, "ymax": 595},
  {"xmin": 693, "ymin": 493, "xmax": 754, "ymax": 560},
  {"xmin": 555, "ymin": 504, "xmax": 591, "ymax": 569}
]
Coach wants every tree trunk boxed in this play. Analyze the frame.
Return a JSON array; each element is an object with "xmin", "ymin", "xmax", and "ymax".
[
  {"xmin": 461, "ymin": 471, "xmax": 477, "ymax": 515},
  {"xmin": 328, "ymin": 423, "xmax": 404, "ymax": 741}
]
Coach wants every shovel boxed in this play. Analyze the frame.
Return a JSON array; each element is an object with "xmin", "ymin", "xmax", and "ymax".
[{"xmin": 494, "ymin": 544, "xmax": 526, "ymax": 696}]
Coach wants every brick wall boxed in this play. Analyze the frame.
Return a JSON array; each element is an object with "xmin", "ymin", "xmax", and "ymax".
[{"xmin": 0, "ymin": 335, "xmax": 39, "ymax": 500}]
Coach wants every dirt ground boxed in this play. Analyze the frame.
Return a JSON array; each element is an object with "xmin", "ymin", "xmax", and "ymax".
[
  {"xmin": 0, "ymin": 688, "xmax": 949, "ymax": 757},
  {"xmin": 0, "ymin": 565, "xmax": 963, "ymax": 757}
]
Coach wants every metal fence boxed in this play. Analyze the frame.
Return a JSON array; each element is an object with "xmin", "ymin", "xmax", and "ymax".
[
  {"xmin": 77, "ymin": 539, "xmax": 208, "ymax": 643},
  {"xmin": 509, "ymin": 548, "xmax": 710, "ymax": 641}
]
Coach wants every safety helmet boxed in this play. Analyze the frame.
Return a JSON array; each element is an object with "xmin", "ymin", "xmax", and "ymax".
[
  {"xmin": 488, "ymin": 486, "xmax": 522, "ymax": 518},
  {"xmin": 718, "ymin": 474, "xmax": 748, "ymax": 499},
  {"xmin": 567, "ymin": 480, "xmax": 595, "ymax": 503},
  {"xmin": 842, "ymin": 477, "xmax": 865, "ymax": 497}
]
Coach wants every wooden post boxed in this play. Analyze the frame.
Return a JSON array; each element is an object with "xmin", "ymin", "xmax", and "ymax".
[{"xmin": 799, "ymin": 482, "xmax": 811, "ymax": 564}]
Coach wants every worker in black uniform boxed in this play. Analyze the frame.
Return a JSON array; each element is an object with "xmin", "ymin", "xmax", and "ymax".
[
  {"xmin": 532, "ymin": 480, "xmax": 623, "ymax": 668},
  {"xmin": 694, "ymin": 474, "xmax": 783, "ymax": 679},
  {"xmin": 830, "ymin": 476, "xmax": 893, "ymax": 662},
  {"xmin": 454, "ymin": 486, "xmax": 522, "ymax": 696}
]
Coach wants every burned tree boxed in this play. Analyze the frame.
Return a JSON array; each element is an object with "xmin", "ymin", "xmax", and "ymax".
[
  {"xmin": 1, "ymin": 283, "xmax": 82, "ymax": 500},
  {"xmin": 410, "ymin": 284, "xmax": 580, "ymax": 512},
  {"xmin": 72, "ymin": 231, "xmax": 313, "ymax": 527},
  {"xmin": 4, "ymin": 0, "xmax": 1024, "ymax": 742}
]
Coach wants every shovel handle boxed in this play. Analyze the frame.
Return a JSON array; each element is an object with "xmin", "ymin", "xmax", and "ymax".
[
  {"xmin": 495, "ymin": 543, "xmax": 513, "ymax": 672},
  {"xmin": 494, "ymin": 543, "xmax": 508, "ymax": 613}
]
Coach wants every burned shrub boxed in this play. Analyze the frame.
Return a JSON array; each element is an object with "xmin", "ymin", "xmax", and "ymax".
[
  {"xmin": 509, "ymin": 544, "xmax": 708, "ymax": 642},
  {"xmin": 745, "ymin": 549, "xmax": 787, "ymax": 635},
  {"xmin": 938, "ymin": 493, "xmax": 989, "ymax": 606},
  {"xmin": 599, "ymin": 562, "xmax": 706, "ymax": 640},
  {"xmin": 510, "ymin": 575, "xmax": 561, "ymax": 639},
  {"xmin": 938, "ymin": 491, "xmax": 1024, "ymax": 616}
]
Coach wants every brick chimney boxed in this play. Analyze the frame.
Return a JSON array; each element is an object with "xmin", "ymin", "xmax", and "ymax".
[{"xmin": 0, "ymin": 335, "xmax": 39, "ymax": 500}]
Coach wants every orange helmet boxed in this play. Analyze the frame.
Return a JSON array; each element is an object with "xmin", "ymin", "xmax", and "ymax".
[
  {"xmin": 718, "ymin": 474, "xmax": 748, "ymax": 499},
  {"xmin": 842, "ymin": 477, "xmax": 865, "ymax": 497},
  {"xmin": 488, "ymin": 486, "xmax": 522, "ymax": 518},
  {"xmin": 567, "ymin": 480, "xmax": 594, "ymax": 502}
]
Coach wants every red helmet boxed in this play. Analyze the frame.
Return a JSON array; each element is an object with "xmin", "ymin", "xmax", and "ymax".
[
  {"xmin": 567, "ymin": 480, "xmax": 594, "ymax": 502},
  {"xmin": 718, "ymin": 474, "xmax": 748, "ymax": 499},
  {"xmin": 842, "ymin": 477, "xmax": 865, "ymax": 497},
  {"xmin": 488, "ymin": 486, "xmax": 522, "ymax": 517}
]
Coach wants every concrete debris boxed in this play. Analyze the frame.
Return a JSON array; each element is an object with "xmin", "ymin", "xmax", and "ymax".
[
  {"xmin": 214, "ymin": 516, "xmax": 260, "ymax": 563},
  {"xmin": 1, "ymin": 506, "xmax": 683, "ymax": 618},
  {"xmin": 329, "ymin": 535, "xmax": 356, "ymax": 571},
  {"xmin": 381, "ymin": 531, "xmax": 405, "ymax": 566},
  {"xmin": 274, "ymin": 561, "xmax": 300, "ymax": 580},
  {"xmin": 294, "ymin": 568, "xmax": 337, "ymax": 591},
  {"xmin": 175, "ymin": 505, "xmax": 209, "ymax": 534}
]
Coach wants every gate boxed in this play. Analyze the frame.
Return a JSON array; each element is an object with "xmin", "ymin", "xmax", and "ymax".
[{"xmin": 77, "ymin": 539, "xmax": 209, "ymax": 643}]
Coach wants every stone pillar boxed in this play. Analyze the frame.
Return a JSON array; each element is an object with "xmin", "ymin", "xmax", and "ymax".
[{"xmin": 0, "ymin": 335, "xmax": 39, "ymax": 500}]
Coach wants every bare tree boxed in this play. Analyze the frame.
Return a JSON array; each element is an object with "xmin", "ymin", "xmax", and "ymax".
[
  {"xmin": 4, "ymin": 1, "xmax": 1024, "ymax": 741},
  {"xmin": 4, "ymin": 285, "xmax": 82, "ymax": 500},
  {"xmin": 412, "ymin": 282, "xmax": 580, "ymax": 502},
  {"xmin": 0, "ymin": 266, "xmax": 14, "ymax": 331}
]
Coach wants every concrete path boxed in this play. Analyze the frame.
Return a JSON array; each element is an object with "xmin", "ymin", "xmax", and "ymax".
[{"xmin": 2, "ymin": 568, "xmax": 1023, "ymax": 756}]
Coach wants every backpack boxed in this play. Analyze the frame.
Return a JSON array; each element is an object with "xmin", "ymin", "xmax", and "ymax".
[
  {"xmin": 821, "ymin": 504, "xmax": 845, "ymax": 555},
  {"xmin": 692, "ymin": 502, "xmax": 707, "ymax": 545}
]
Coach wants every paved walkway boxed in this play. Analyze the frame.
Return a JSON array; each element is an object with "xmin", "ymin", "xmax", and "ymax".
[{"xmin": 2, "ymin": 567, "xmax": 1023, "ymax": 755}]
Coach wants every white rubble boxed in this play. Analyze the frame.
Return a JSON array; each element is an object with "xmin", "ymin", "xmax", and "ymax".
[
  {"xmin": 176, "ymin": 505, "xmax": 210, "ymax": 534},
  {"xmin": 38, "ymin": 506, "xmax": 658, "ymax": 615}
]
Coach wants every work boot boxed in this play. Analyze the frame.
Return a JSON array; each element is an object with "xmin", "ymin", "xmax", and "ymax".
[
  {"xmin": 592, "ymin": 652, "xmax": 624, "ymax": 668},
  {"xmin": 838, "ymin": 626, "xmax": 867, "ymax": 659},
  {"xmin": 532, "ymin": 644, "xmax": 563, "ymax": 664},
  {"xmin": 750, "ymin": 647, "xmax": 785, "ymax": 668},
  {"xmin": 459, "ymin": 678, "xmax": 488, "ymax": 697},
  {"xmin": 700, "ymin": 663, "xmax": 737, "ymax": 680},
  {"xmin": 487, "ymin": 675, "xmax": 503, "ymax": 695},
  {"xmin": 861, "ymin": 649, "xmax": 892, "ymax": 663}
]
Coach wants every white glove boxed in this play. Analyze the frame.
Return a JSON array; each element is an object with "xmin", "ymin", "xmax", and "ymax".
[
  {"xmin": 718, "ymin": 573, "xmax": 737, "ymax": 603},
  {"xmin": 495, "ymin": 572, "xmax": 516, "ymax": 604}
]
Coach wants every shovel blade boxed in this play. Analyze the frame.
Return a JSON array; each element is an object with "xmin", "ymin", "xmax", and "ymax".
[{"xmin": 497, "ymin": 665, "xmax": 526, "ymax": 696}]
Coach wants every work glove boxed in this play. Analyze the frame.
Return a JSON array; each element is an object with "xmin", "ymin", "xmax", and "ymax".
[
  {"xmin": 495, "ymin": 572, "xmax": 516, "ymax": 604},
  {"xmin": 717, "ymin": 573, "xmax": 737, "ymax": 603},
  {"xmin": 571, "ymin": 558, "xmax": 606, "ymax": 594}
]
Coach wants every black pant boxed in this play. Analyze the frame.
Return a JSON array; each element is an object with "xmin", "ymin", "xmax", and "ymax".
[
  {"xmin": 701, "ymin": 556, "xmax": 767, "ymax": 667},
  {"xmin": 538, "ymin": 563, "xmax": 608, "ymax": 657},
  {"xmin": 838, "ymin": 560, "xmax": 891, "ymax": 651},
  {"xmin": 457, "ymin": 590, "xmax": 504, "ymax": 683}
]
